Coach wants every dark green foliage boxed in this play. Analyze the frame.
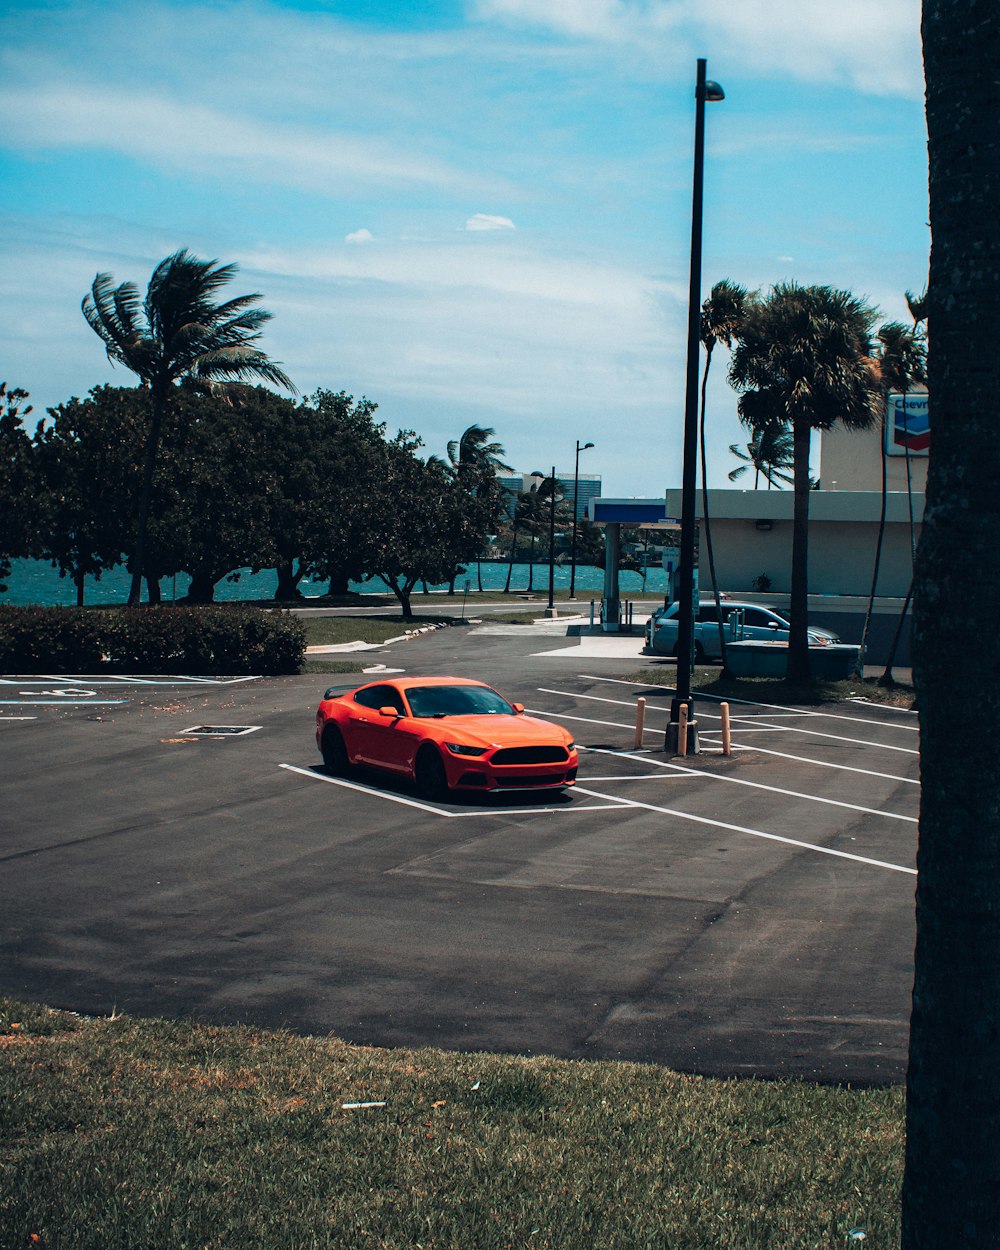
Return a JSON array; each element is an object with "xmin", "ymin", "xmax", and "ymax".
[{"xmin": 0, "ymin": 606, "xmax": 304, "ymax": 674}]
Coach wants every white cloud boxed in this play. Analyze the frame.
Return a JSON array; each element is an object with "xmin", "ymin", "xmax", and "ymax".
[
  {"xmin": 0, "ymin": 81, "xmax": 497, "ymax": 196},
  {"xmin": 465, "ymin": 214, "xmax": 516, "ymax": 232},
  {"xmin": 474, "ymin": 0, "xmax": 923, "ymax": 97},
  {"xmin": 346, "ymin": 229, "xmax": 374, "ymax": 245}
]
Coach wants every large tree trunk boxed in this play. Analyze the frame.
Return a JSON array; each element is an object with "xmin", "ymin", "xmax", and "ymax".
[
  {"xmin": 901, "ymin": 3, "xmax": 1000, "ymax": 1246},
  {"xmin": 786, "ymin": 418, "xmax": 812, "ymax": 682},
  {"xmin": 183, "ymin": 569, "xmax": 218, "ymax": 604},
  {"xmin": 274, "ymin": 559, "xmax": 305, "ymax": 601},
  {"xmin": 129, "ymin": 388, "xmax": 166, "ymax": 607}
]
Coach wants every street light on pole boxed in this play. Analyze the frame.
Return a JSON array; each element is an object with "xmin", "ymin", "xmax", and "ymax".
[
  {"xmin": 569, "ymin": 440, "xmax": 594, "ymax": 600},
  {"xmin": 666, "ymin": 57, "xmax": 724, "ymax": 756}
]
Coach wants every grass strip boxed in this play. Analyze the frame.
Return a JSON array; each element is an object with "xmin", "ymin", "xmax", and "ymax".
[{"xmin": 1, "ymin": 998, "xmax": 902, "ymax": 1249}]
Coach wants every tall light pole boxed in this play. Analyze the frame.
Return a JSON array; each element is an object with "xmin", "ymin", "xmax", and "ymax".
[
  {"xmin": 569, "ymin": 440, "xmax": 594, "ymax": 600},
  {"xmin": 666, "ymin": 58, "xmax": 725, "ymax": 755}
]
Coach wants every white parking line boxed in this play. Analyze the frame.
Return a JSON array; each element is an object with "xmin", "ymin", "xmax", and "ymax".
[
  {"xmin": 529, "ymin": 702, "xmax": 919, "ymax": 787},
  {"xmin": 700, "ymin": 738, "xmax": 919, "ymax": 786},
  {"xmin": 572, "ymin": 785, "xmax": 916, "ymax": 876},
  {"xmin": 579, "ymin": 674, "xmax": 920, "ymax": 730},
  {"xmin": 581, "ymin": 746, "xmax": 917, "ymax": 823},
  {"xmin": 278, "ymin": 764, "xmax": 629, "ymax": 816}
]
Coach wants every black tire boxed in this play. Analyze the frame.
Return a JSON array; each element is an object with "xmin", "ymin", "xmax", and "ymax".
[
  {"xmin": 415, "ymin": 747, "xmax": 450, "ymax": 802},
  {"xmin": 672, "ymin": 641, "xmax": 707, "ymax": 664},
  {"xmin": 321, "ymin": 725, "xmax": 350, "ymax": 775}
]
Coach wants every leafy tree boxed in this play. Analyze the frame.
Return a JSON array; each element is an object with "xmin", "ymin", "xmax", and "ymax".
[
  {"xmin": 82, "ymin": 249, "xmax": 294, "ymax": 605},
  {"xmin": 299, "ymin": 390, "xmax": 386, "ymax": 598},
  {"xmin": 728, "ymin": 284, "xmax": 881, "ymax": 681},
  {"xmin": 368, "ymin": 439, "xmax": 484, "ymax": 618},
  {"xmin": 902, "ymin": 5, "xmax": 1000, "ymax": 1245},
  {"xmin": 0, "ymin": 384, "xmax": 38, "ymax": 593},
  {"xmin": 33, "ymin": 386, "xmax": 146, "ymax": 603}
]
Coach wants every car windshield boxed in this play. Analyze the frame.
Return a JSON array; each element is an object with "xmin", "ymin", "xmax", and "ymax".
[{"xmin": 405, "ymin": 685, "xmax": 514, "ymax": 718}]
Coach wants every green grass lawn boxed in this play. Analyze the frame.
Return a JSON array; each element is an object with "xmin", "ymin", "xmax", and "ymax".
[{"xmin": 1, "ymin": 999, "xmax": 903, "ymax": 1249}]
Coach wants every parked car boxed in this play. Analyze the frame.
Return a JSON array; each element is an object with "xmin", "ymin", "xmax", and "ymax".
[
  {"xmin": 644, "ymin": 599, "xmax": 840, "ymax": 662},
  {"xmin": 316, "ymin": 675, "xmax": 578, "ymax": 800}
]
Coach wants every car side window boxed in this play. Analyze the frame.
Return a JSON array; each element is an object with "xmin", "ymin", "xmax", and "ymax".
[
  {"xmin": 697, "ymin": 607, "xmax": 718, "ymax": 623},
  {"xmin": 353, "ymin": 685, "xmax": 406, "ymax": 714}
]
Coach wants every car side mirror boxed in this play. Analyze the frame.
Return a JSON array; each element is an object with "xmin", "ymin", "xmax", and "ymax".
[
  {"xmin": 379, "ymin": 706, "xmax": 400, "ymax": 719},
  {"xmin": 512, "ymin": 702, "xmax": 525, "ymax": 714}
]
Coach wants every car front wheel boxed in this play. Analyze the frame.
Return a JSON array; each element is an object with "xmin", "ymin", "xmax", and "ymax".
[
  {"xmin": 415, "ymin": 747, "xmax": 450, "ymax": 802},
  {"xmin": 321, "ymin": 725, "xmax": 350, "ymax": 775}
]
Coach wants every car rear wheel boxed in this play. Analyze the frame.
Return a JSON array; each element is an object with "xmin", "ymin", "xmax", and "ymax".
[
  {"xmin": 415, "ymin": 747, "xmax": 450, "ymax": 802},
  {"xmin": 672, "ymin": 641, "xmax": 707, "ymax": 663},
  {"xmin": 321, "ymin": 725, "xmax": 350, "ymax": 775}
]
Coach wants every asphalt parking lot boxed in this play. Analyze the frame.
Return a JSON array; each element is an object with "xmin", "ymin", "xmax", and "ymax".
[{"xmin": 0, "ymin": 620, "xmax": 919, "ymax": 1084}]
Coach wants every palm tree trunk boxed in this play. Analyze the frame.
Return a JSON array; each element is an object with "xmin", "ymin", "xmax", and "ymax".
[
  {"xmin": 857, "ymin": 410, "xmax": 890, "ymax": 677},
  {"xmin": 786, "ymin": 418, "xmax": 812, "ymax": 683},
  {"xmin": 878, "ymin": 578, "xmax": 912, "ymax": 688},
  {"xmin": 698, "ymin": 350, "xmax": 728, "ymax": 664},
  {"xmin": 504, "ymin": 523, "xmax": 519, "ymax": 592}
]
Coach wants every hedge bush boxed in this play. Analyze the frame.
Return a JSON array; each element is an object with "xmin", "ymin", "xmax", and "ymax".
[{"xmin": 0, "ymin": 605, "xmax": 306, "ymax": 675}]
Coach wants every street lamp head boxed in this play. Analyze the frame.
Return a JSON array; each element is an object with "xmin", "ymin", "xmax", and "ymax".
[
  {"xmin": 704, "ymin": 80, "xmax": 725, "ymax": 102},
  {"xmin": 582, "ymin": 441, "xmax": 595, "ymax": 450}
]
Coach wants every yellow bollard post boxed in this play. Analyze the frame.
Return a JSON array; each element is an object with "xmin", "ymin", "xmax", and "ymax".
[
  {"xmin": 633, "ymin": 697, "xmax": 647, "ymax": 749},
  {"xmin": 721, "ymin": 701, "xmax": 731, "ymax": 756},
  {"xmin": 677, "ymin": 702, "xmax": 689, "ymax": 757}
]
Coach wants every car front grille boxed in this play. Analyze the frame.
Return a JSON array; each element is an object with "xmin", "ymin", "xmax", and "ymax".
[
  {"xmin": 491, "ymin": 746, "xmax": 569, "ymax": 765},
  {"xmin": 495, "ymin": 774, "xmax": 568, "ymax": 788}
]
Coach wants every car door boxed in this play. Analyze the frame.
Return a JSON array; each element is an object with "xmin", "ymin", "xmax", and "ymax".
[
  {"xmin": 740, "ymin": 607, "xmax": 790, "ymax": 643},
  {"xmin": 349, "ymin": 685, "xmax": 418, "ymax": 772}
]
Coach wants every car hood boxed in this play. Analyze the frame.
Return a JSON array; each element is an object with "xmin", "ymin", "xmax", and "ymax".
[{"xmin": 425, "ymin": 713, "xmax": 571, "ymax": 749}]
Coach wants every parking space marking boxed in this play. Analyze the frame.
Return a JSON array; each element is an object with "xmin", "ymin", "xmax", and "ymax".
[
  {"xmin": 541, "ymin": 685, "xmax": 918, "ymax": 755},
  {"xmin": 581, "ymin": 674, "xmax": 920, "ymax": 731},
  {"xmin": 582, "ymin": 746, "xmax": 918, "ymax": 824},
  {"xmin": 572, "ymin": 785, "xmax": 917, "ymax": 876},
  {"xmin": 0, "ymin": 699, "xmax": 128, "ymax": 706},
  {"xmin": 278, "ymin": 764, "xmax": 629, "ymax": 817},
  {"xmin": 527, "ymin": 700, "xmax": 920, "ymax": 788}
]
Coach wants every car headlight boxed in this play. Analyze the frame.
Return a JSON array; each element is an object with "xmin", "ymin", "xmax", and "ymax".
[
  {"xmin": 445, "ymin": 743, "xmax": 488, "ymax": 756},
  {"xmin": 567, "ymin": 741, "xmax": 576, "ymax": 752}
]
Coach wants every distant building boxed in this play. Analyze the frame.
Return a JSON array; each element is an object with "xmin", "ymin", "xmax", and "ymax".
[{"xmin": 498, "ymin": 471, "xmax": 602, "ymax": 522}]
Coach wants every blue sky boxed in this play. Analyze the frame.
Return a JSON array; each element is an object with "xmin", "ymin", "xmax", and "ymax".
[{"xmin": 1, "ymin": 0, "xmax": 928, "ymax": 495}]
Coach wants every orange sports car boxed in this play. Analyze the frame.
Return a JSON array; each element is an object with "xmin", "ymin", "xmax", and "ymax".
[{"xmin": 315, "ymin": 675, "xmax": 578, "ymax": 800}]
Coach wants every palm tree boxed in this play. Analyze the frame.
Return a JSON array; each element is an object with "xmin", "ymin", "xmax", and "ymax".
[
  {"xmin": 901, "ymin": 7, "xmax": 1000, "ymax": 1246},
  {"xmin": 445, "ymin": 425, "xmax": 512, "ymax": 591},
  {"xmin": 727, "ymin": 423, "xmax": 795, "ymax": 489},
  {"xmin": 728, "ymin": 283, "xmax": 881, "ymax": 682},
  {"xmin": 855, "ymin": 319, "xmax": 927, "ymax": 678},
  {"xmin": 82, "ymin": 249, "xmax": 295, "ymax": 605},
  {"xmin": 699, "ymin": 279, "xmax": 750, "ymax": 664}
]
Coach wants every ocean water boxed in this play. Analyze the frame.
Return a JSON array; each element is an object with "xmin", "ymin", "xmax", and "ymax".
[{"xmin": 2, "ymin": 558, "xmax": 668, "ymax": 608}]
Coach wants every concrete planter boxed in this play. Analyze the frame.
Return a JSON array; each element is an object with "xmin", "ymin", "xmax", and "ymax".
[{"xmin": 725, "ymin": 640, "xmax": 861, "ymax": 679}]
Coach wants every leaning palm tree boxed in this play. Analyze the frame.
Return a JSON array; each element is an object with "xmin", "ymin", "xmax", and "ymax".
[
  {"xmin": 446, "ymin": 425, "xmax": 512, "ymax": 591},
  {"xmin": 729, "ymin": 283, "xmax": 881, "ymax": 682},
  {"xmin": 82, "ymin": 249, "xmax": 295, "ymax": 605},
  {"xmin": 698, "ymin": 279, "xmax": 750, "ymax": 664},
  {"xmin": 727, "ymin": 422, "xmax": 795, "ymax": 489}
]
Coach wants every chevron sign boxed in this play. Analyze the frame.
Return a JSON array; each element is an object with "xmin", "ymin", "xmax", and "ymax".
[{"xmin": 887, "ymin": 393, "xmax": 930, "ymax": 456}]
